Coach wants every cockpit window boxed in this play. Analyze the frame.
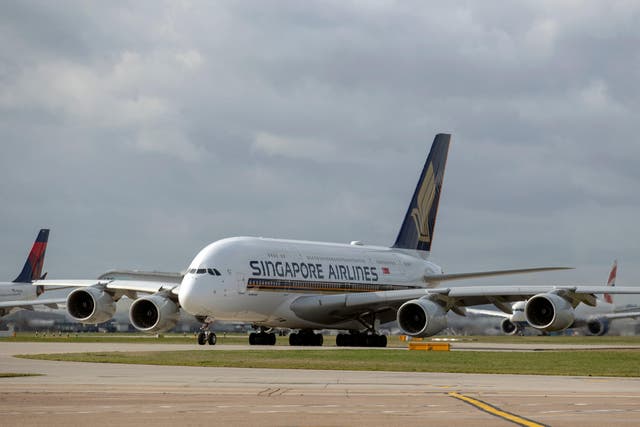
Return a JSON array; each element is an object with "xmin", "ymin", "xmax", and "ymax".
[{"xmin": 189, "ymin": 267, "xmax": 221, "ymax": 275}]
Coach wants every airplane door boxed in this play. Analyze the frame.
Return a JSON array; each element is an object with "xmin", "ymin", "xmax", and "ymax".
[{"xmin": 236, "ymin": 273, "xmax": 246, "ymax": 294}]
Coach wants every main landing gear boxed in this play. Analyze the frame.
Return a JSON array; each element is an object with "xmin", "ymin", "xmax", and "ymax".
[
  {"xmin": 335, "ymin": 312, "xmax": 388, "ymax": 347},
  {"xmin": 249, "ymin": 331, "xmax": 277, "ymax": 345},
  {"xmin": 288, "ymin": 329, "xmax": 323, "ymax": 346},
  {"xmin": 336, "ymin": 331, "xmax": 387, "ymax": 347}
]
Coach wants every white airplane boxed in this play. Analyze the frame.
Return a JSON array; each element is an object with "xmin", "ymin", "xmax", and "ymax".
[
  {"xmin": 0, "ymin": 229, "xmax": 66, "ymax": 316},
  {"xmin": 466, "ymin": 261, "xmax": 640, "ymax": 335},
  {"xmin": 36, "ymin": 134, "xmax": 640, "ymax": 346}
]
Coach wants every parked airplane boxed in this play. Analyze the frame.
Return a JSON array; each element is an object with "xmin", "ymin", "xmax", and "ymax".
[
  {"xmin": 467, "ymin": 260, "xmax": 640, "ymax": 335},
  {"xmin": 36, "ymin": 134, "xmax": 640, "ymax": 346},
  {"xmin": 0, "ymin": 229, "xmax": 65, "ymax": 316}
]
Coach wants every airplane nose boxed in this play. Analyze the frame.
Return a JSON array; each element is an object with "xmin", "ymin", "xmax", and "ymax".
[{"xmin": 178, "ymin": 276, "xmax": 207, "ymax": 315}]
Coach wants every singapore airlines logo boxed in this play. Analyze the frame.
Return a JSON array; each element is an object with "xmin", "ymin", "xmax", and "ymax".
[{"xmin": 410, "ymin": 163, "xmax": 436, "ymax": 243}]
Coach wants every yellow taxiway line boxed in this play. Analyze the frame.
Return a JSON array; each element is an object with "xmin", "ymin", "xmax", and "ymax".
[{"xmin": 448, "ymin": 392, "xmax": 547, "ymax": 427}]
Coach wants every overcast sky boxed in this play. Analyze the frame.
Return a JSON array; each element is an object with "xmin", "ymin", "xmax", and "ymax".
[{"xmin": 1, "ymin": 1, "xmax": 639, "ymax": 292}]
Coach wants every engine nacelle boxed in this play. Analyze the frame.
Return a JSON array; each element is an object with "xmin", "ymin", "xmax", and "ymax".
[
  {"xmin": 129, "ymin": 294, "xmax": 180, "ymax": 333},
  {"xmin": 525, "ymin": 293, "xmax": 575, "ymax": 332},
  {"xmin": 586, "ymin": 318, "xmax": 610, "ymax": 336},
  {"xmin": 397, "ymin": 298, "xmax": 447, "ymax": 337},
  {"xmin": 66, "ymin": 287, "xmax": 116, "ymax": 324},
  {"xmin": 500, "ymin": 318, "xmax": 520, "ymax": 335}
]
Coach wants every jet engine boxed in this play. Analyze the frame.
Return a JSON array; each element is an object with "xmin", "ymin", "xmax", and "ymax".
[
  {"xmin": 586, "ymin": 318, "xmax": 610, "ymax": 336},
  {"xmin": 500, "ymin": 318, "xmax": 520, "ymax": 335},
  {"xmin": 129, "ymin": 294, "xmax": 180, "ymax": 333},
  {"xmin": 66, "ymin": 287, "xmax": 116, "ymax": 324},
  {"xmin": 397, "ymin": 298, "xmax": 447, "ymax": 337},
  {"xmin": 525, "ymin": 293, "xmax": 575, "ymax": 332}
]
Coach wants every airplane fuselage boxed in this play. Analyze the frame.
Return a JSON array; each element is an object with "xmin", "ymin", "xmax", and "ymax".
[
  {"xmin": 0, "ymin": 281, "xmax": 39, "ymax": 316},
  {"xmin": 0, "ymin": 282, "xmax": 36, "ymax": 303},
  {"xmin": 178, "ymin": 237, "xmax": 442, "ymax": 329}
]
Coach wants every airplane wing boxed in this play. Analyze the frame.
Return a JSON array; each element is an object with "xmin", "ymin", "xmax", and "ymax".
[
  {"xmin": 0, "ymin": 297, "xmax": 67, "ymax": 311},
  {"xmin": 34, "ymin": 279, "xmax": 180, "ymax": 296},
  {"xmin": 97, "ymin": 270, "xmax": 183, "ymax": 284},
  {"xmin": 423, "ymin": 266, "xmax": 572, "ymax": 284},
  {"xmin": 598, "ymin": 310, "xmax": 640, "ymax": 321},
  {"xmin": 289, "ymin": 286, "xmax": 640, "ymax": 325}
]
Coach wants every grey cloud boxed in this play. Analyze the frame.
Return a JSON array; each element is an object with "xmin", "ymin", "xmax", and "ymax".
[{"xmin": 1, "ymin": 1, "xmax": 639, "ymax": 291}]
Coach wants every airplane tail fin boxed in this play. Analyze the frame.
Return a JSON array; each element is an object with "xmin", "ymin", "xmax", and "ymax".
[
  {"xmin": 13, "ymin": 229, "xmax": 49, "ymax": 286},
  {"xmin": 393, "ymin": 133, "xmax": 450, "ymax": 252},
  {"xmin": 604, "ymin": 260, "xmax": 617, "ymax": 304}
]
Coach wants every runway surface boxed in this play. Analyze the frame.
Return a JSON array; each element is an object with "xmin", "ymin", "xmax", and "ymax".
[{"xmin": 1, "ymin": 342, "xmax": 639, "ymax": 426}]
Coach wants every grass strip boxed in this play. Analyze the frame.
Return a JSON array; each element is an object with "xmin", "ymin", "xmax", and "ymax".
[
  {"xmin": 3, "ymin": 333, "xmax": 640, "ymax": 346},
  {"xmin": 0, "ymin": 373, "xmax": 42, "ymax": 378},
  {"xmin": 16, "ymin": 349, "xmax": 640, "ymax": 377}
]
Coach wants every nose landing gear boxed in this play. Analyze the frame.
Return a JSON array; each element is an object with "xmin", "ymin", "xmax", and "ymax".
[
  {"xmin": 196, "ymin": 317, "xmax": 217, "ymax": 345},
  {"xmin": 197, "ymin": 330, "xmax": 217, "ymax": 345}
]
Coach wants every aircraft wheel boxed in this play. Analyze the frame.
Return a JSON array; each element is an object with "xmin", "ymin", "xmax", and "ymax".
[
  {"xmin": 343, "ymin": 334, "xmax": 354, "ymax": 347},
  {"xmin": 197, "ymin": 331, "xmax": 207, "ymax": 345},
  {"xmin": 288, "ymin": 332, "xmax": 300, "ymax": 346},
  {"xmin": 207, "ymin": 332, "xmax": 217, "ymax": 345},
  {"xmin": 314, "ymin": 333, "xmax": 323, "ymax": 346},
  {"xmin": 268, "ymin": 333, "xmax": 277, "ymax": 345},
  {"xmin": 249, "ymin": 332, "xmax": 257, "ymax": 345},
  {"xmin": 376, "ymin": 335, "xmax": 387, "ymax": 348},
  {"xmin": 365, "ymin": 334, "xmax": 377, "ymax": 347}
]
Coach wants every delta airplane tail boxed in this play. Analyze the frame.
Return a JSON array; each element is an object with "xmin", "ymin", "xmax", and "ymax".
[
  {"xmin": 13, "ymin": 229, "xmax": 49, "ymax": 292},
  {"xmin": 393, "ymin": 133, "xmax": 450, "ymax": 252},
  {"xmin": 604, "ymin": 260, "xmax": 617, "ymax": 304}
]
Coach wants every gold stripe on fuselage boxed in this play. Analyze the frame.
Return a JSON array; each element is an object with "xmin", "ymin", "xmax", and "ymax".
[{"xmin": 247, "ymin": 278, "xmax": 420, "ymax": 294}]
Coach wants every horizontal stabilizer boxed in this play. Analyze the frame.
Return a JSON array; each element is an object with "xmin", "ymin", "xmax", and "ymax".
[{"xmin": 465, "ymin": 308, "xmax": 510, "ymax": 318}]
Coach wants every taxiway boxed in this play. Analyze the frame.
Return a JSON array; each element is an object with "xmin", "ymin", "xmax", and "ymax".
[{"xmin": 1, "ymin": 342, "xmax": 639, "ymax": 426}]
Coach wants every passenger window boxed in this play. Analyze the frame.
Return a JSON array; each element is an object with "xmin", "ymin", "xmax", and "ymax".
[{"xmin": 196, "ymin": 268, "xmax": 206, "ymax": 274}]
